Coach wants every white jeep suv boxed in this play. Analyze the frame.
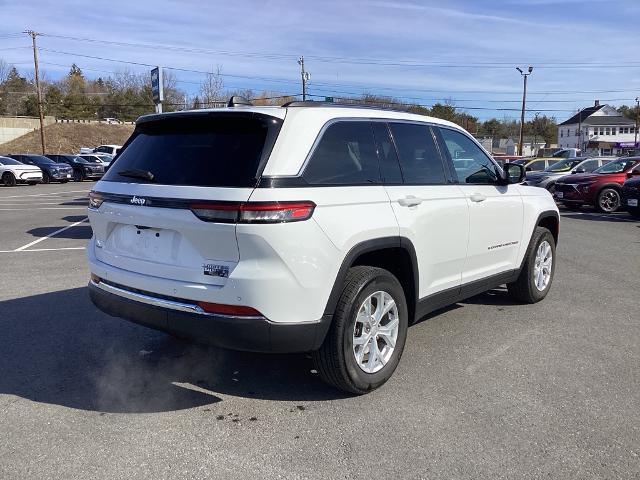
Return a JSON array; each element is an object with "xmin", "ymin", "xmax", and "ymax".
[{"xmin": 87, "ymin": 98, "xmax": 559, "ymax": 394}]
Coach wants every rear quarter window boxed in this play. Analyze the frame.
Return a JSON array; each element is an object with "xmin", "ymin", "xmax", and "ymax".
[
  {"xmin": 302, "ymin": 121, "xmax": 381, "ymax": 185},
  {"xmin": 102, "ymin": 113, "xmax": 282, "ymax": 188}
]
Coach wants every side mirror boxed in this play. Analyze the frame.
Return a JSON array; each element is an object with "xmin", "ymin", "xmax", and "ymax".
[
  {"xmin": 501, "ymin": 163, "xmax": 525, "ymax": 185},
  {"xmin": 573, "ymin": 168, "xmax": 585, "ymax": 174},
  {"xmin": 525, "ymin": 167, "xmax": 532, "ymax": 172},
  {"xmin": 627, "ymin": 170, "xmax": 640, "ymax": 178}
]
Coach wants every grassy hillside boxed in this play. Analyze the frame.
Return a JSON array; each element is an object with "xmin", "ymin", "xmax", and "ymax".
[{"xmin": 0, "ymin": 123, "xmax": 135, "ymax": 155}]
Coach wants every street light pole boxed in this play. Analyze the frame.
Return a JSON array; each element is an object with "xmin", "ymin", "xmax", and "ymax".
[{"xmin": 516, "ymin": 66, "xmax": 533, "ymax": 156}]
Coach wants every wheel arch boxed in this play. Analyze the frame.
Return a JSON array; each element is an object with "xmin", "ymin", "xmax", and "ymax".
[
  {"xmin": 323, "ymin": 237, "xmax": 419, "ymax": 322},
  {"xmin": 536, "ymin": 210, "xmax": 560, "ymax": 246},
  {"xmin": 595, "ymin": 182, "xmax": 623, "ymax": 196}
]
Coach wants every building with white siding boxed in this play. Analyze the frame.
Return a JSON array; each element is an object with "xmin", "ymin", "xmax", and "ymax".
[{"xmin": 557, "ymin": 101, "xmax": 637, "ymax": 156}]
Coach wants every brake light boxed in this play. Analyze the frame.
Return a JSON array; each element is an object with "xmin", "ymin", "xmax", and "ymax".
[
  {"xmin": 190, "ymin": 201, "xmax": 315, "ymax": 224},
  {"xmin": 88, "ymin": 191, "xmax": 104, "ymax": 210},
  {"xmin": 196, "ymin": 301, "xmax": 263, "ymax": 317}
]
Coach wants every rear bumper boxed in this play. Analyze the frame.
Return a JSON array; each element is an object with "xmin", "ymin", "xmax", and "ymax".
[{"xmin": 88, "ymin": 280, "xmax": 332, "ymax": 353}]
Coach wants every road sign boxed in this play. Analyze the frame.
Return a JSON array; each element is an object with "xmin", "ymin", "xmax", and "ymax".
[
  {"xmin": 325, "ymin": 97, "xmax": 334, "ymax": 102},
  {"xmin": 151, "ymin": 67, "xmax": 163, "ymax": 104}
]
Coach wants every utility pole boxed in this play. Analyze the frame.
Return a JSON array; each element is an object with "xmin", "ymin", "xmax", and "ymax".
[
  {"xmin": 25, "ymin": 30, "xmax": 46, "ymax": 154},
  {"xmin": 635, "ymin": 97, "xmax": 639, "ymax": 152},
  {"xmin": 298, "ymin": 56, "xmax": 310, "ymax": 101},
  {"xmin": 516, "ymin": 66, "xmax": 533, "ymax": 156}
]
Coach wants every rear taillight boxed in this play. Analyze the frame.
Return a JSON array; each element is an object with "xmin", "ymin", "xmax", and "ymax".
[
  {"xmin": 190, "ymin": 201, "xmax": 315, "ymax": 224},
  {"xmin": 196, "ymin": 301, "xmax": 263, "ymax": 317},
  {"xmin": 88, "ymin": 191, "xmax": 104, "ymax": 210}
]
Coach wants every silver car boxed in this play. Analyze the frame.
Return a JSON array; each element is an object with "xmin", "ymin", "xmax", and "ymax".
[{"xmin": 525, "ymin": 157, "xmax": 615, "ymax": 193}]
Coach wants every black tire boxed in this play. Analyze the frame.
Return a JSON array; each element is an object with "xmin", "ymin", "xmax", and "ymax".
[
  {"xmin": 60, "ymin": 179, "xmax": 69, "ymax": 184},
  {"xmin": 312, "ymin": 266, "xmax": 408, "ymax": 395},
  {"xmin": 507, "ymin": 226, "xmax": 556, "ymax": 304},
  {"xmin": 627, "ymin": 207, "xmax": 640, "ymax": 218},
  {"xmin": 42, "ymin": 172, "xmax": 51, "ymax": 184},
  {"xmin": 596, "ymin": 187, "xmax": 621, "ymax": 213},
  {"xmin": 2, "ymin": 172, "xmax": 16, "ymax": 187}
]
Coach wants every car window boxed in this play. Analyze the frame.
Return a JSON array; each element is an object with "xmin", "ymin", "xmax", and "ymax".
[
  {"xmin": 389, "ymin": 123, "xmax": 446, "ymax": 184},
  {"xmin": 103, "ymin": 114, "xmax": 282, "ymax": 188},
  {"xmin": 371, "ymin": 122, "xmax": 402, "ymax": 184},
  {"xmin": 438, "ymin": 127, "xmax": 497, "ymax": 184},
  {"xmin": 594, "ymin": 159, "xmax": 638, "ymax": 174},
  {"xmin": 30, "ymin": 156, "xmax": 54, "ymax": 164},
  {"xmin": 527, "ymin": 160, "xmax": 545, "ymax": 171},
  {"xmin": 547, "ymin": 159, "xmax": 581, "ymax": 172},
  {"xmin": 580, "ymin": 160, "xmax": 599, "ymax": 172},
  {"xmin": 0, "ymin": 157, "xmax": 24, "ymax": 165},
  {"xmin": 303, "ymin": 121, "xmax": 380, "ymax": 185}
]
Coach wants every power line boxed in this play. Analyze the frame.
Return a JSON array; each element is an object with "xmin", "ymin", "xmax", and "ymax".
[
  {"xmin": 33, "ymin": 32, "xmax": 640, "ymax": 69},
  {"xmin": 31, "ymin": 47, "xmax": 640, "ymax": 98}
]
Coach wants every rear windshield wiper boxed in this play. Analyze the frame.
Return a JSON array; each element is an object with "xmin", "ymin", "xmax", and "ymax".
[{"xmin": 117, "ymin": 168, "xmax": 155, "ymax": 182}]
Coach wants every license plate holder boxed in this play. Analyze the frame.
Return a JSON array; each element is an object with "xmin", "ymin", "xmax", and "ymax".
[
  {"xmin": 556, "ymin": 191, "xmax": 563, "ymax": 199},
  {"xmin": 628, "ymin": 198, "xmax": 638, "ymax": 207}
]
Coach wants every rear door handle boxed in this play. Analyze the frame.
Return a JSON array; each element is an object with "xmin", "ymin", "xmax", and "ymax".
[
  {"xmin": 398, "ymin": 195, "xmax": 423, "ymax": 207},
  {"xmin": 469, "ymin": 193, "xmax": 487, "ymax": 203}
]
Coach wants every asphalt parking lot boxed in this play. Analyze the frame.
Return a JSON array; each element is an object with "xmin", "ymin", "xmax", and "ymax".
[{"xmin": 0, "ymin": 182, "xmax": 638, "ymax": 479}]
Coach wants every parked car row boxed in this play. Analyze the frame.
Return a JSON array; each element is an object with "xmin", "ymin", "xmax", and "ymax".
[
  {"xmin": 522, "ymin": 156, "xmax": 640, "ymax": 214},
  {"xmin": 0, "ymin": 153, "xmax": 114, "ymax": 186}
]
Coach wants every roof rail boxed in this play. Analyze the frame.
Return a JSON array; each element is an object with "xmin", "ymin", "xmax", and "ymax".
[
  {"xmin": 281, "ymin": 100, "xmax": 411, "ymax": 113},
  {"xmin": 227, "ymin": 96, "xmax": 253, "ymax": 107}
]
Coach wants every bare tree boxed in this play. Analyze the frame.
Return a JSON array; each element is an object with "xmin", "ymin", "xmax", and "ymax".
[
  {"xmin": 0, "ymin": 59, "xmax": 10, "ymax": 83},
  {"xmin": 200, "ymin": 66, "xmax": 224, "ymax": 107}
]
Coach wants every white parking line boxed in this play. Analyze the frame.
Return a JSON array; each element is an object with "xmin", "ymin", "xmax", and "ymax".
[
  {"xmin": 0, "ymin": 247, "xmax": 86, "ymax": 253},
  {"xmin": 13, "ymin": 217, "xmax": 89, "ymax": 251},
  {"xmin": 0, "ymin": 202, "xmax": 86, "ymax": 206},
  {"xmin": 0, "ymin": 207, "xmax": 88, "ymax": 211},
  {"xmin": 0, "ymin": 189, "xmax": 89, "ymax": 199}
]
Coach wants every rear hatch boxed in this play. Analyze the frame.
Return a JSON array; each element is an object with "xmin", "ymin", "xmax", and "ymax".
[{"xmin": 88, "ymin": 111, "xmax": 283, "ymax": 286}]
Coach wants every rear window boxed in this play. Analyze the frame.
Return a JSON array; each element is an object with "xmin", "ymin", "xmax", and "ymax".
[{"xmin": 102, "ymin": 114, "xmax": 282, "ymax": 187}]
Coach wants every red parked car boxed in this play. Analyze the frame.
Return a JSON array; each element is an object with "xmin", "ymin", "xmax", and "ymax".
[{"xmin": 554, "ymin": 157, "xmax": 640, "ymax": 213}]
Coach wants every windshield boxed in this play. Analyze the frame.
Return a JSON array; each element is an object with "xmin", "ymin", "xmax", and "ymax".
[
  {"xmin": 27, "ymin": 155, "xmax": 55, "ymax": 164},
  {"xmin": 552, "ymin": 150, "xmax": 572, "ymax": 158},
  {"xmin": 71, "ymin": 156, "xmax": 88, "ymax": 164},
  {"xmin": 0, "ymin": 157, "xmax": 24, "ymax": 165},
  {"xmin": 546, "ymin": 158, "xmax": 582, "ymax": 172},
  {"xmin": 511, "ymin": 159, "xmax": 526, "ymax": 165},
  {"xmin": 102, "ymin": 114, "xmax": 282, "ymax": 187},
  {"xmin": 594, "ymin": 159, "xmax": 638, "ymax": 174}
]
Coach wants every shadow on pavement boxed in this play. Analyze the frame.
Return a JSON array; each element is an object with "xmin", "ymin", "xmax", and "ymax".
[
  {"xmin": 26, "ymin": 225, "xmax": 92, "ymax": 240},
  {"xmin": 62, "ymin": 215, "xmax": 88, "ymax": 223},
  {"xmin": 560, "ymin": 212, "xmax": 639, "ymax": 223},
  {"xmin": 463, "ymin": 286, "xmax": 522, "ymax": 306},
  {"xmin": 0, "ymin": 287, "xmax": 348, "ymax": 413}
]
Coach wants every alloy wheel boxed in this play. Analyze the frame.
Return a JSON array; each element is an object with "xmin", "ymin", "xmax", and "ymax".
[
  {"xmin": 533, "ymin": 240, "xmax": 553, "ymax": 291},
  {"xmin": 352, "ymin": 291, "xmax": 399, "ymax": 374},
  {"xmin": 599, "ymin": 189, "xmax": 620, "ymax": 213}
]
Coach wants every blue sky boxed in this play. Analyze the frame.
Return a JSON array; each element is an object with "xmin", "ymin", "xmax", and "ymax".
[{"xmin": 1, "ymin": 0, "xmax": 639, "ymax": 121}]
